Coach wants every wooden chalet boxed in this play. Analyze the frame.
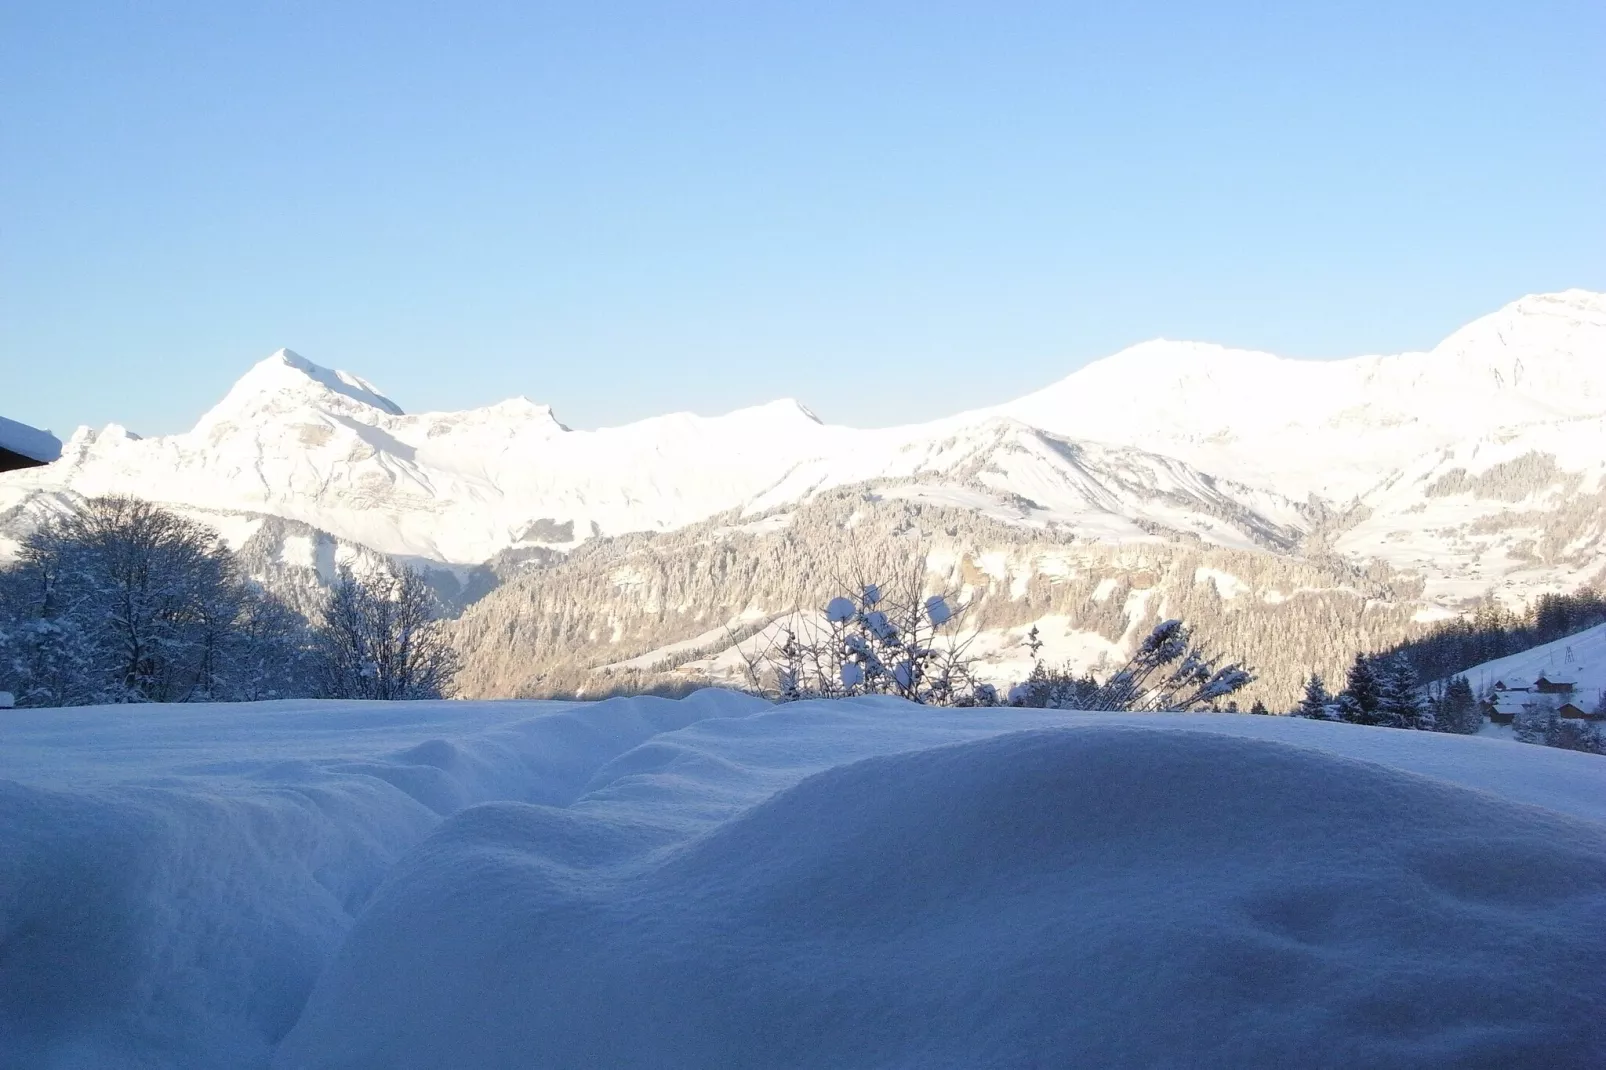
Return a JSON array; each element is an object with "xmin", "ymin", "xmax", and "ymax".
[
  {"xmin": 1484, "ymin": 694, "xmax": 1530, "ymax": 725},
  {"xmin": 1533, "ymin": 672, "xmax": 1577, "ymax": 695},
  {"xmin": 1555, "ymin": 687, "xmax": 1603, "ymax": 720}
]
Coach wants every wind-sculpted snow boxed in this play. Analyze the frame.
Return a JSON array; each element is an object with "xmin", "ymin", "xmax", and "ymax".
[
  {"xmin": 276, "ymin": 707, "xmax": 1606, "ymax": 1069},
  {"xmin": 4, "ymin": 698, "xmax": 1605, "ymax": 1068},
  {"xmin": 0, "ymin": 690, "xmax": 768, "ymax": 1067}
]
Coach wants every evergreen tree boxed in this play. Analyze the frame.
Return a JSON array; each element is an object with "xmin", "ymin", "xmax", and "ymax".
[
  {"xmin": 1294, "ymin": 673, "xmax": 1333, "ymax": 719},
  {"xmin": 1435, "ymin": 675, "xmax": 1481, "ymax": 735},
  {"xmin": 1375, "ymin": 654, "xmax": 1432, "ymax": 730},
  {"xmin": 1542, "ymin": 717, "xmax": 1606, "ymax": 755},
  {"xmin": 1513, "ymin": 704, "xmax": 1552, "ymax": 745},
  {"xmin": 1336, "ymin": 654, "xmax": 1381, "ymax": 724},
  {"xmin": 1010, "ymin": 619, "xmax": 1252, "ymax": 712}
]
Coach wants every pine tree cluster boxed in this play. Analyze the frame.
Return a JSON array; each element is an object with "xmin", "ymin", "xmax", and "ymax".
[
  {"xmin": 1377, "ymin": 588, "xmax": 1606, "ymax": 684},
  {"xmin": 1292, "ymin": 654, "xmax": 1465, "ymax": 733},
  {"xmin": 1297, "ymin": 586, "xmax": 1606, "ymax": 752}
]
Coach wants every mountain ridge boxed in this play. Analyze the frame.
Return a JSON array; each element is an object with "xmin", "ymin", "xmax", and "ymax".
[
  {"xmin": 5, "ymin": 291, "xmax": 1601, "ymax": 554},
  {"xmin": 0, "ymin": 287, "xmax": 1599, "ymax": 700}
]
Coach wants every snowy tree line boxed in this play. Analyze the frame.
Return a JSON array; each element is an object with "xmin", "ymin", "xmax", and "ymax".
[
  {"xmin": 1373, "ymin": 589, "xmax": 1606, "ymax": 685},
  {"xmin": 1512, "ymin": 704, "xmax": 1606, "ymax": 754},
  {"xmin": 0, "ymin": 497, "xmax": 457, "ymax": 707},
  {"xmin": 1294, "ymin": 649, "xmax": 1605, "ymax": 754},
  {"xmin": 1291, "ymin": 656, "xmax": 1474, "ymax": 733},
  {"xmin": 1295, "ymin": 584, "xmax": 1606, "ymax": 753},
  {"xmin": 1422, "ymin": 450, "xmax": 1568, "ymax": 503}
]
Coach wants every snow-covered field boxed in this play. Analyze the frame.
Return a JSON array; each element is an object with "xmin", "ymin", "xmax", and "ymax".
[{"xmin": 3, "ymin": 694, "xmax": 1604, "ymax": 1068}]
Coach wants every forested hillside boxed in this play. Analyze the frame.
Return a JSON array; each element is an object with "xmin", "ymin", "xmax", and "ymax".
[{"xmin": 449, "ymin": 487, "xmax": 1430, "ymax": 708}]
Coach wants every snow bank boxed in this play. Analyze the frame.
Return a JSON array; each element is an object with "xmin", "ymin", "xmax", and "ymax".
[
  {"xmin": 0, "ymin": 690, "xmax": 767, "ymax": 1068},
  {"xmin": 4, "ymin": 697, "xmax": 1604, "ymax": 1068},
  {"xmin": 280, "ymin": 706, "xmax": 1606, "ymax": 1070}
]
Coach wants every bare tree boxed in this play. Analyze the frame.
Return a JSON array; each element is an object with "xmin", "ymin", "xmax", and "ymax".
[
  {"xmin": 12, "ymin": 497, "xmax": 234, "ymax": 701},
  {"xmin": 0, "ymin": 496, "xmax": 315, "ymax": 705},
  {"xmin": 315, "ymin": 562, "xmax": 460, "ymax": 699}
]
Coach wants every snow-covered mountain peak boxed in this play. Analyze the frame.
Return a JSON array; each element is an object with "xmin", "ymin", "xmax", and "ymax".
[
  {"xmin": 986, "ymin": 289, "xmax": 1606, "ymax": 499},
  {"xmin": 3, "ymin": 289, "xmax": 1600, "ymax": 588},
  {"xmin": 725, "ymin": 397, "xmax": 824, "ymax": 428},
  {"xmin": 489, "ymin": 395, "xmax": 556, "ymax": 415},
  {"xmin": 1420, "ymin": 290, "xmax": 1606, "ymax": 415},
  {"xmin": 460, "ymin": 395, "xmax": 569, "ymax": 429},
  {"xmin": 1096, "ymin": 337, "xmax": 1279, "ymax": 368},
  {"xmin": 195, "ymin": 349, "xmax": 405, "ymax": 431}
]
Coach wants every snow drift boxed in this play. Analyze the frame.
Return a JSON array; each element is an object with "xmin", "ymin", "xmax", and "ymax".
[
  {"xmin": 3, "ymin": 697, "xmax": 1604, "ymax": 1068},
  {"xmin": 0, "ymin": 690, "xmax": 768, "ymax": 1068}
]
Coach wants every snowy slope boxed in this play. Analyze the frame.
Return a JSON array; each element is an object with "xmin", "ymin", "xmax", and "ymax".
[
  {"xmin": 996, "ymin": 289, "xmax": 1606, "ymax": 501},
  {"xmin": 0, "ymin": 690, "xmax": 765, "ymax": 1067},
  {"xmin": 1440, "ymin": 621, "xmax": 1606, "ymax": 706},
  {"xmin": 3, "ymin": 695, "xmax": 1603, "ymax": 1068},
  {"xmin": 1336, "ymin": 415, "xmax": 1606, "ymax": 604}
]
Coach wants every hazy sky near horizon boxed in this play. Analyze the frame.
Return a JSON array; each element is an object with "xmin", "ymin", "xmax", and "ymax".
[{"xmin": 4, "ymin": 2, "xmax": 1602, "ymax": 438}]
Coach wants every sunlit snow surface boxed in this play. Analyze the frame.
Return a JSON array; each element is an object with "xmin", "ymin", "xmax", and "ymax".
[{"xmin": 3, "ymin": 695, "xmax": 1604, "ymax": 1068}]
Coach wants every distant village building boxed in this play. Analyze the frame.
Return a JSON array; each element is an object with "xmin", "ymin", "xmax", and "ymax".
[
  {"xmin": 1484, "ymin": 693, "xmax": 1530, "ymax": 725},
  {"xmin": 1533, "ymin": 672, "xmax": 1576, "ymax": 695},
  {"xmin": 1492, "ymin": 676, "xmax": 1532, "ymax": 693},
  {"xmin": 1555, "ymin": 687, "xmax": 1604, "ymax": 720},
  {"xmin": 1484, "ymin": 681, "xmax": 1602, "ymax": 725}
]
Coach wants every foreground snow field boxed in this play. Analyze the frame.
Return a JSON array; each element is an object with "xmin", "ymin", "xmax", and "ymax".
[{"xmin": 2, "ymin": 695, "xmax": 1604, "ymax": 1068}]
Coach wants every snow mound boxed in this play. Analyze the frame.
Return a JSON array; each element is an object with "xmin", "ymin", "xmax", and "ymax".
[
  {"xmin": 4, "ymin": 696, "xmax": 1604, "ymax": 1067},
  {"xmin": 0, "ymin": 689, "xmax": 767, "ymax": 1068},
  {"xmin": 279, "ymin": 714, "xmax": 1606, "ymax": 1069}
]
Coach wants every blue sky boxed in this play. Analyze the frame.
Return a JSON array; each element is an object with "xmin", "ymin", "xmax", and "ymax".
[{"xmin": 4, "ymin": 2, "xmax": 1602, "ymax": 437}]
